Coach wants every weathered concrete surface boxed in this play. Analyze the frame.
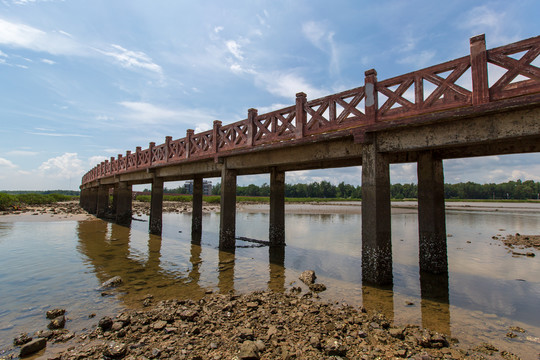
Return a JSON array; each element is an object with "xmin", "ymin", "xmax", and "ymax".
[
  {"xmin": 361, "ymin": 136, "xmax": 392, "ymax": 285},
  {"xmin": 96, "ymin": 185, "xmax": 109, "ymax": 218},
  {"xmin": 192, "ymin": 176, "xmax": 203, "ymax": 243},
  {"xmin": 269, "ymin": 168, "xmax": 285, "ymax": 245},
  {"xmin": 116, "ymin": 182, "xmax": 132, "ymax": 225},
  {"xmin": 219, "ymin": 163, "xmax": 237, "ymax": 251},
  {"xmin": 149, "ymin": 177, "xmax": 163, "ymax": 235},
  {"xmin": 417, "ymin": 151, "xmax": 448, "ymax": 274}
]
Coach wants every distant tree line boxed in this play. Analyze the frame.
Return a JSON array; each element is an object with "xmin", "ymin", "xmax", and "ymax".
[
  {"xmin": 202, "ymin": 179, "xmax": 540, "ymax": 200},
  {"xmin": 1, "ymin": 190, "xmax": 80, "ymax": 196}
]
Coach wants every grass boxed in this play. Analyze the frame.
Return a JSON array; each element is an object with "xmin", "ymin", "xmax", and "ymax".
[{"xmin": 0, "ymin": 192, "xmax": 77, "ymax": 211}]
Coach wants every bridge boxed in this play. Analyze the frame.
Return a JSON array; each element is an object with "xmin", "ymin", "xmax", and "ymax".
[{"xmin": 80, "ymin": 34, "xmax": 540, "ymax": 285}]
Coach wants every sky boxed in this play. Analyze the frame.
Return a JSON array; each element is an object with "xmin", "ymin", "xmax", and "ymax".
[{"xmin": 0, "ymin": 0, "xmax": 539, "ymax": 191}]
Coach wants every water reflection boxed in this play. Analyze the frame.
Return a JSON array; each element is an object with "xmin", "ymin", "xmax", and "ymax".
[
  {"xmin": 268, "ymin": 246, "xmax": 286, "ymax": 292},
  {"xmin": 420, "ymin": 271, "xmax": 451, "ymax": 335},
  {"xmin": 218, "ymin": 250, "xmax": 235, "ymax": 294}
]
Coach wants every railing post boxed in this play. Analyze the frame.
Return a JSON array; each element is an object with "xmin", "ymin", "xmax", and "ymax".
[
  {"xmin": 295, "ymin": 92, "xmax": 306, "ymax": 139},
  {"xmin": 117, "ymin": 155, "xmax": 122, "ymax": 172},
  {"xmin": 165, "ymin": 136, "xmax": 172, "ymax": 162},
  {"xmin": 470, "ymin": 34, "xmax": 490, "ymax": 105},
  {"xmin": 110, "ymin": 157, "xmax": 115, "ymax": 175},
  {"xmin": 365, "ymin": 69, "xmax": 378, "ymax": 124},
  {"xmin": 213, "ymin": 120, "xmax": 222, "ymax": 154},
  {"xmin": 135, "ymin": 147, "xmax": 141, "ymax": 168},
  {"xmin": 186, "ymin": 129, "xmax": 194, "ymax": 159},
  {"xmin": 149, "ymin": 142, "xmax": 155, "ymax": 165},
  {"xmin": 126, "ymin": 151, "xmax": 131, "ymax": 170},
  {"xmin": 247, "ymin": 108, "xmax": 258, "ymax": 147}
]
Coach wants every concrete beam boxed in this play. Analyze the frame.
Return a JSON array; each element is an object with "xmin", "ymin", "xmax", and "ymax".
[
  {"xmin": 269, "ymin": 168, "xmax": 285, "ymax": 245},
  {"xmin": 219, "ymin": 163, "xmax": 237, "ymax": 251},
  {"xmin": 361, "ymin": 136, "xmax": 392, "ymax": 285},
  {"xmin": 417, "ymin": 151, "xmax": 448, "ymax": 274},
  {"xmin": 149, "ymin": 177, "xmax": 164, "ymax": 235},
  {"xmin": 377, "ymin": 107, "xmax": 540, "ymax": 153}
]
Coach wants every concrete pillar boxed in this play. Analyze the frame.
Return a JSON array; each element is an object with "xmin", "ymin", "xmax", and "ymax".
[
  {"xmin": 219, "ymin": 163, "xmax": 237, "ymax": 251},
  {"xmin": 192, "ymin": 176, "xmax": 203, "ymax": 243},
  {"xmin": 417, "ymin": 151, "xmax": 448, "ymax": 274},
  {"xmin": 116, "ymin": 182, "xmax": 132, "ymax": 225},
  {"xmin": 111, "ymin": 185, "xmax": 119, "ymax": 214},
  {"xmin": 361, "ymin": 137, "xmax": 392, "ymax": 285},
  {"xmin": 149, "ymin": 177, "xmax": 164, "ymax": 235},
  {"xmin": 88, "ymin": 187, "xmax": 98, "ymax": 214},
  {"xmin": 79, "ymin": 188, "xmax": 87, "ymax": 210},
  {"xmin": 269, "ymin": 168, "xmax": 285, "ymax": 245},
  {"xmin": 96, "ymin": 185, "xmax": 109, "ymax": 218}
]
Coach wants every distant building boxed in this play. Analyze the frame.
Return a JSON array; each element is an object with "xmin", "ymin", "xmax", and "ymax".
[{"xmin": 184, "ymin": 180, "xmax": 212, "ymax": 196}]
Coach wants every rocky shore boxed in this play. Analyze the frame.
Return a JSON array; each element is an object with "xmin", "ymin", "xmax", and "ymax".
[{"xmin": 11, "ymin": 289, "xmax": 524, "ymax": 360}]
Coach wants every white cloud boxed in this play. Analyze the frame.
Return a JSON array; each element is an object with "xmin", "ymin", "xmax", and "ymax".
[
  {"xmin": 40, "ymin": 58, "xmax": 55, "ymax": 65},
  {"xmin": 302, "ymin": 21, "xmax": 340, "ymax": 75},
  {"xmin": 0, "ymin": 50, "xmax": 7, "ymax": 57},
  {"xmin": 214, "ymin": 26, "xmax": 224, "ymax": 34},
  {"xmin": 225, "ymin": 40, "xmax": 244, "ymax": 61},
  {"xmin": 397, "ymin": 50, "xmax": 436, "ymax": 68},
  {"xmin": 88, "ymin": 155, "xmax": 108, "ymax": 166},
  {"xmin": 118, "ymin": 101, "xmax": 215, "ymax": 126},
  {"xmin": 0, "ymin": 18, "xmax": 85, "ymax": 55},
  {"xmin": 6, "ymin": 150, "xmax": 39, "ymax": 156},
  {"xmin": 27, "ymin": 131, "xmax": 91, "ymax": 137},
  {"xmin": 256, "ymin": 71, "xmax": 328, "ymax": 100},
  {"xmin": 98, "ymin": 44, "xmax": 162, "ymax": 74},
  {"xmin": 38, "ymin": 152, "xmax": 85, "ymax": 179},
  {"xmin": 459, "ymin": 6, "xmax": 518, "ymax": 46},
  {"xmin": 0, "ymin": 157, "xmax": 17, "ymax": 168}
]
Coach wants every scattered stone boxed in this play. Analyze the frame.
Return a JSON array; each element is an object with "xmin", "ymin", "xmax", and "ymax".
[
  {"xmin": 308, "ymin": 283, "xmax": 326, "ymax": 292},
  {"xmin": 298, "ymin": 270, "xmax": 316, "ymax": 285},
  {"xmin": 13, "ymin": 333, "xmax": 32, "ymax": 346},
  {"xmin": 46, "ymin": 308, "xmax": 66, "ymax": 319},
  {"xmin": 509, "ymin": 326, "xmax": 526, "ymax": 333},
  {"xmin": 19, "ymin": 338, "xmax": 47, "ymax": 357},
  {"xmin": 99, "ymin": 276, "xmax": 123, "ymax": 289},
  {"xmin": 47, "ymin": 316, "xmax": 66, "ymax": 330},
  {"xmin": 238, "ymin": 340, "xmax": 260, "ymax": 360},
  {"xmin": 98, "ymin": 316, "xmax": 113, "ymax": 331},
  {"xmin": 103, "ymin": 342, "xmax": 128, "ymax": 358}
]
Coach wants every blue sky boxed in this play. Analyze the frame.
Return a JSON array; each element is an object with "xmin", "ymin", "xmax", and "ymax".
[{"xmin": 0, "ymin": 0, "xmax": 539, "ymax": 190}]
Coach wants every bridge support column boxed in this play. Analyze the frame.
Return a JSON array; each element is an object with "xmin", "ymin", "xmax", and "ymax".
[
  {"xmin": 116, "ymin": 182, "xmax": 132, "ymax": 225},
  {"xmin": 111, "ymin": 185, "xmax": 119, "ymax": 214},
  {"xmin": 361, "ymin": 137, "xmax": 392, "ymax": 285},
  {"xmin": 88, "ymin": 187, "xmax": 98, "ymax": 214},
  {"xmin": 80, "ymin": 188, "xmax": 89, "ymax": 210},
  {"xmin": 269, "ymin": 168, "xmax": 285, "ymax": 245},
  {"xmin": 219, "ymin": 164, "xmax": 237, "ymax": 251},
  {"xmin": 96, "ymin": 185, "xmax": 110, "ymax": 218},
  {"xmin": 192, "ymin": 176, "xmax": 203, "ymax": 243},
  {"xmin": 417, "ymin": 151, "xmax": 448, "ymax": 273},
  {"xmin": 149, "ymin": 177, "xmax": 164, "ymax": 235}
]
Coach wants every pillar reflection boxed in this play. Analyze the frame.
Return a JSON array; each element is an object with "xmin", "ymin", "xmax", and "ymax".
[
  {"xmin": 188, "ymin": 243, "xmax": 202, "ymax": 285},
  {"xmin": 218, "ymin": 250, "xmax": 235, "ymax": 294},
  {"xmin": 268, "ymin": 245, "xmax": 286, "ymax": 292},
  {"xmin": 420, "ymin": 271, "xmax": 451, "ymax": 335},
  {"xmin": 362, "ymin": 284, "xmax": 395, "ymax": 323}
]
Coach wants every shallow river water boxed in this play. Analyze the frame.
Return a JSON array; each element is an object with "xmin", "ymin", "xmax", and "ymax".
[{"xmin": 0, "ymin": 203, "xmax": 539, "ymax": 358}]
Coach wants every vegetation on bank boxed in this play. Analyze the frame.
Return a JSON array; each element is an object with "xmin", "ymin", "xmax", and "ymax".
[
  {"xmin": 0, "ymin": 193, "xmax": 77, "ymax": 211},
  {"xmin": 154, "ymin": 179, "xmax": 540, "ymax": 201}
]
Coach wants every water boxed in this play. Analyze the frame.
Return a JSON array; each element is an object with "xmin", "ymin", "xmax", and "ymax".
[{"xmin": 0, "ymin": 205, "xmax": 539, "ymax": 359}]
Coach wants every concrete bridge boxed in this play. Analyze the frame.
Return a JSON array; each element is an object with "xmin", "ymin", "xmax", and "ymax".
[{"xmin": 80, "ymin": 34, "xmax": 540, "ymax": 285}]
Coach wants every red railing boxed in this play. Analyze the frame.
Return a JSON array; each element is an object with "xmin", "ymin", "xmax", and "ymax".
[{"xmin": 81, "ymin": 34, "xmax": 540, "ymax": 185}]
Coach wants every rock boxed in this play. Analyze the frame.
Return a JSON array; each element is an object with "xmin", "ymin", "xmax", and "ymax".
[
  {"xmin": 13, "ymin": 333, "xmax": 32, "ymax": 346},
  {"xmin": 47, "ymin": 315, "xmax": 66, "ymax": 329},
  {"xmin": 239, "ymin": 327, "xmax": 254, "ymax": 339},
  {"xmin": 324, "ymin": 338, "xmax": 347, "ymax": 356},
  {"xmin": 299, "ymin": 270, "xmax": 316, "ymax": 285},
  {"xmin": 46, "ymin": 308, "xmax": 66, "ymax": 319},
  {"xmin": 308, "ymin": 283, "xmax": 326, "ymax": 292},
  {"xmin": 104, "ymin": 341, "xmax": 128, "ymax": 358},
  {"xmin": 152, "ymin": 320, "xmax": 167, "ymax": 331},
  {"xmin": 99, "ymin": 276, "xmax": 123, "ymax": 290},
  {"xmin": 98, "ymin": 316, "xmax": 113, "ymax": 331},
  {"xmin": 19, "ymin": 338, "xmax": 47, "ymax": 357},
  {"xmin": 111, "ymin": 321, "xmax": 124, "ymax": 331},
  {"xmin": 238, "ymin": 340, "xmax": 260, "ymax": 360}
]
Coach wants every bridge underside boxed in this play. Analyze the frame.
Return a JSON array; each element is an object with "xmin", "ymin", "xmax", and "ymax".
[{"xmin": 80, "ymin": 103, "xmax": 540, "ymax": 285}]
